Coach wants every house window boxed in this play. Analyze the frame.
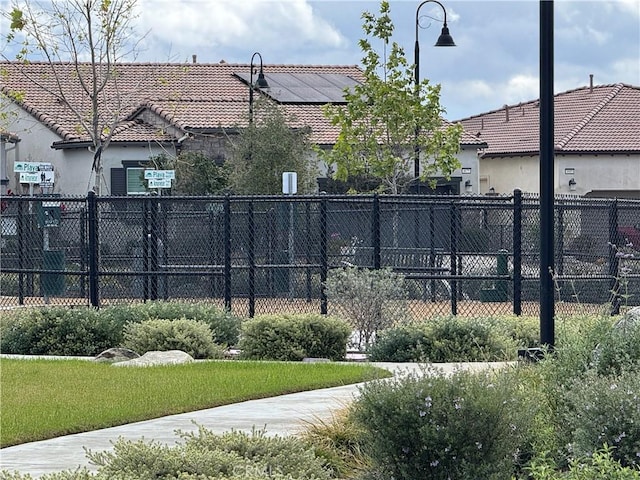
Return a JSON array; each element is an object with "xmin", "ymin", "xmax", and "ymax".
[
  {"xmin": 110, "ymin": 162, "xmax": 148, "ymax": 196},
  {"xmin": 126, "ymin": 167, "xmax": 146, "ymax": 195}
]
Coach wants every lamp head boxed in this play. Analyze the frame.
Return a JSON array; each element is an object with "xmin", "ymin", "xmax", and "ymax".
[
  {"xmin": 255, "ymin": 70, "xmax": 269, "ymax": 89},
  {"xmin": 435, "ymin": 25, "xmax": 456, "ymax": 46}
]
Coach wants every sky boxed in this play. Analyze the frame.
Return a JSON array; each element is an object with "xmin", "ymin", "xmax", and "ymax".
[{"xmin": 2, "ymin": 0, "xmax": 639, "ymax": 120}]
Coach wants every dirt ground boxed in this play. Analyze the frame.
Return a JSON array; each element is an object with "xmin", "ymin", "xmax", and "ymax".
[{"xmin": 0, "ymin": 295, "xmax": 611, "ymax": 319}]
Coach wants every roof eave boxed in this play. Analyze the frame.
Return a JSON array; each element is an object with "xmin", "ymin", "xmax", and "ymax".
[{"xmin": 51, "ymin": 139, "xmax": 176, "ymax": 150}]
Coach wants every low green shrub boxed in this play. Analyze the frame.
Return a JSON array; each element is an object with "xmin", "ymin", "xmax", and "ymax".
[
  {"xmin": 351, "ymin": 366, "xmax": 536, "ymax": 480},
  {"xmin": 526, "ymin": 447, "xmax": 640, "ymax": 480},
  {"xmin": 122, "ymin": 317, "xmax": 224, "ymax": 359},
  {"xmin": 101, "ymin": 301, "xmax": 242, "ymax": 346},
  {"xmin": 368, "ymin": 316, "xmax": 520, "ymax": 362},
  {"xmin": 1, "ymin": 427, "xmax": 334, "ymax": 479},
  {"xmin": 367, "ymin": 324, "xmax": 431, "ymax": 362},
  {"xmin": 592, "ymin": 319, "xmax": 640, "ymax": 375},
  {"xmin": 238, "ymin": 314, "xmax": 351, "ymax": 361},
  {"xmin": 0, "ymin": 302, "xmax": 242, "ymax": 357},
  {"xmin": 424, "ymin": 316, "xmax": 519, "ymax": 362},
  {"xmin": 0, "ymin": 307, "xmax": 124, "ymax": 356},
  {"xmin": 557, "ymin": 369, "xmax": 640, "ymax": 467}
]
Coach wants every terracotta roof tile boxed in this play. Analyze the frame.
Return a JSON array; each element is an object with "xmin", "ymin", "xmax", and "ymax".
[
  {"xmin": 0, "ymin": 62, "xmax": 366, "ymax": 145},
  {"xmin": 455, "ymin": 83, "xmax": 640, "ymax": 156}
]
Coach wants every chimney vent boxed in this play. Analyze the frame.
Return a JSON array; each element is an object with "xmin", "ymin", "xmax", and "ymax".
[
  {"xmin": 504, "ymin": 104, "xmax": 509, "ymax": 122},
  {"xmin": 192, "ymin": 54, "xmax": 197, "ymax": 64},
  {"xmin": 589, "ymin": 73, "xmax": 593, "ymax": 93}
]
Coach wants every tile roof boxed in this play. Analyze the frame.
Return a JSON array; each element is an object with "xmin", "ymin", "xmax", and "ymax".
[
  {"xmin": 454, "ymin": 83, "xmax": 640, "ymax": 156},
  {"xmin": 0, "ymin": 61, "xmax": 366, "ymax": 145}
]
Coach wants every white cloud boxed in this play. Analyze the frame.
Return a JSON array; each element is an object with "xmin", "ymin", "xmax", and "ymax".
[
  {"xmin": 135, "ymin": 0, "xmax": 347, "ymax": 61},
  {"xmin": 450, "ymin": 75, "xmax": 538, "ymax": 104},
  {"xmin": 503, "ymin": 74, "xmax": 540, "ymax": 104},
  {"xmin": 615, "ymin": 0, "xmax": 640, "ymax": 17}
]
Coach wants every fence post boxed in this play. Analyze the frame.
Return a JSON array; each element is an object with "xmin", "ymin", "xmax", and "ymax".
[
  {"xmin": 429, "ymin": 205, "xmax": 436, "ymax": 302},
  {"xmin": 513, "ymin": 189, "xmax": 522, "ymax": 315},
  {"xmin": 305, "ymin": 202, "xmax": 312, "ymax": 302},
  {"xmin": 320, "ymin": 196, "xmax": 328, "ymax": 315},
  {"xmin": 87, "ymin": 191, "xmax": 99, "ymax": 308},
  {"xmin": 557, "ymin": 203, "xmax": 565, "ymax": 275},
  {"xmin": 149, "ymin": 198, "xmax": 159, "ymax": 301},
  {"xmin": 17, "ymin": 199, "xmax": 24, "ymax": 305},
  {"xmin": 608, "ymin": 199, "xmax": 620, "ymax": 315},
  {"xmin": 224, "ymin": 194, "xmax": 232, "ymax": 312},
  {"xmin": 80, "ymin": 208, "xmax": 87, "ymax": 298},
  {"xmin": 372, "ymin": 194, "xmax": 381, "ymax": 270},
  {"xmin": 142, "ymin": 199, "xmax": 150, "ymax": 301},
  {"xmin": 450, "ymin": 201, "xmax": 458, "ymax": 316},
  {"xmin": 248, "ymin": 201, "xmax": 255, "ymax": 318}
]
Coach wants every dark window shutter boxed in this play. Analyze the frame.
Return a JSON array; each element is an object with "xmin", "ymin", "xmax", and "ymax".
[{"xmin": 110, "ymin": 168, "xmax": 126, "ymax": 196}]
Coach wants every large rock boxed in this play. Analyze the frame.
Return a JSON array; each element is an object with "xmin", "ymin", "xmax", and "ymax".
[
  {"xmin": 94, "ymin": 347, "xmax": 140, "ymax": 363},
  {"xmin": 614, "ymin": 306, "xmax": 640, "ymax": 330},
  {"xmin": 113, "ymin": 350, "xmax": 194, "ymax": 367}
]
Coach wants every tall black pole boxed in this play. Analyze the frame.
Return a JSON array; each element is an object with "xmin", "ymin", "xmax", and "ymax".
[
  {"xmin": 539, "ymin": 0, "xmax": 555, "ymax": 348},
  {"xmin": 414, "ymin": 18, "xmax": 421, "ymax": 180}
]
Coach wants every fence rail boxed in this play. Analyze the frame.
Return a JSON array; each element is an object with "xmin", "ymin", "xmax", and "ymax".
[{"xmin": 2, "ymin": 191, "xmax": 640, "ymax": 318}]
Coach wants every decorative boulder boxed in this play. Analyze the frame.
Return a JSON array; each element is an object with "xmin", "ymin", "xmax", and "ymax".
[
  {"xmin": 113, "ymin": 350, "xmax": 194, "ymax": 367},
  {"xmin": 94, "ymin": 347, "xmax": 140, "ymax": 363},
  {"xmin": 614, "ymin": 306, "xmax": 640, "ymax": 330}
]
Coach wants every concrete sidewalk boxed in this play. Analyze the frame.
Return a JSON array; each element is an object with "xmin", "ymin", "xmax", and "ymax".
[{"xmin": 0, "ymin": 362, "xmax": 509, "ymax": 478}]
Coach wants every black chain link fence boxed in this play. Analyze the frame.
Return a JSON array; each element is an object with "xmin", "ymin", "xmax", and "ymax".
[{"xmin": 2, "ymin": 191, "xmax": 639, "ymax": 318}]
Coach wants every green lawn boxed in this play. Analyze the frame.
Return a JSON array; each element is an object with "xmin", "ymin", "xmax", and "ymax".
[{"xmin": 1, "ymin": 359, "xmax": 389, "ymax": 447}]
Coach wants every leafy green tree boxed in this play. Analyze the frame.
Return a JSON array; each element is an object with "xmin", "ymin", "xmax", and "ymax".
[
  {"xmin": 146, "ymin": 152, "xmax": 229, "ymax": 195},
  {"xmin": 3, "ymin": 0, "xmax": 144, "ymax": 195},
  {"xmin": 226, "ymin": 98, "xmax": 318, "ymax": 195},
  {"xmin": 320, "ymin": 1, "xmax": 462, "ymax": 194}
]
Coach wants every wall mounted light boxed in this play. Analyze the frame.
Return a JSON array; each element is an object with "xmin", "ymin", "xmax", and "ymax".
[
  {"xmin": 464, "ymin": 179, "xmax": 472, "ymax": 193},
  {"xmin": 569, "ymin": 178, "xmax": 576, "ymax": 191}
]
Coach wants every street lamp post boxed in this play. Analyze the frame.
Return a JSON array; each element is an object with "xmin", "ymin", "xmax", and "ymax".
[
  {"xmin": 414, "ymin": 0, "xmax": 455, "ymax": 182},
  {"xmin": 248, "ymin": 52, "xmax": 269, "ymax": 124},
  {"xmin": 539, "ymin": 0, "xmax": 555, "ymax": 349}
]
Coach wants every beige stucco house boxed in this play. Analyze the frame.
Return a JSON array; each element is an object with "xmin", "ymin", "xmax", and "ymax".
[
  {"xmin": 1, "ymin": 60, "xmax": 483, "ymax": 196},
  {"xmin": 454, "ymin": 80, "xmax": 640, "ymax": 198}
]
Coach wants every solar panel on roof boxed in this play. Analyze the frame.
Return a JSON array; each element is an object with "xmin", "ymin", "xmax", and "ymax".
[{"xmin": 234, "ymin": 72, "xmax": 359, "ymax": 104}]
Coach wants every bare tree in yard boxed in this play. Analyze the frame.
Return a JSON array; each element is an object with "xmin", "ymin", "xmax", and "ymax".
[
  {"xmin": 320, "ymin": 1, "xmax": 462, "ymax": 194},
  {"xmin": 3, "ymin": 0, "xmax": 145, "ymax": 194}
]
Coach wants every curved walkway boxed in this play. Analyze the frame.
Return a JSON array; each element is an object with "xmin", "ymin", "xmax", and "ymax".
[{"xmin": 0, "ymin": 362, "xmax": 509, "ymax": 478}]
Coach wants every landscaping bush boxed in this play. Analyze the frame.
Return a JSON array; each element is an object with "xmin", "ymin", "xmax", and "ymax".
[
  {"xmin": 0, "ymin": 307, "xmax": 125, "ymax": 356},
  {"xmin": 238, "ymin": 314, "xmax": 351, "ymax": 361},
  {"xmin": 526, "ymin": 447, "xmax": 640, "ymax": 479},
  {"xmin": 368, "ymin": 316, "xmax": 520, "ymax": 362},
  {"xmin": 100, "ymin": 301, "xmax": 242, "ymax": 346},
  {"xmin": 122, "ymin": 317, "xmax": 224, "ymax": 359},
  {"xmin": 351, "ymin": 366, "xmax": 536, "ymax": 480},
  {"xmin": 366, "ymin": 324, "xmax": 431, "ymax": 362},
  {"xmin": 557, "ymin": 369, "xmax": 640, "ymax": 468},
  {"xmin": 592, "ymin": 319, "xmax": 640, "ymax": 375},
  {"xmin": 325, "ymin": 267, "xmax": 408, "ymax": 349},
  {"xmin": 0, "ymin": 302, "xmax": 242, "ymax": 357},
  {"xmin": 0, "ymin": 427, "xmax": 334, "ymax": 479}
]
